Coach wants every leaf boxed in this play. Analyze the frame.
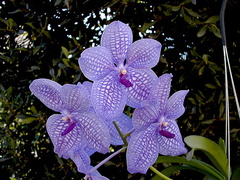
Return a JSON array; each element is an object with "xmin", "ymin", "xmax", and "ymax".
[
  {"xmin": 54, "ymin": 0, "xmax": 63, "ymax": 6},
  {"xmin": 25, "ymin": 22, "xmax": 36, "ymax": 29},
  {"xmin": 0, "ymin": 55, "xmax": 12, "ymax": 62},
  {"xmin": 198, "ymin": 66, "xmax": 205, "ymax": 75},
  {"xmin": 30, "ymin": 106, "xmax": 38, "ymax": 114},
  {"xmin": 205, "ymin": 83, "xmax": 217, "ymax": 89},
  {"xmin": 172, "ymin": 6, "xmax": 180, "ymax": 11},
  {"xmin": 188, "ymin": 97, "xmax": 197, "ymax": 105},
  {"xmin": 154, "ymin": 156, "xmax": 225, "ymax": 180},
  {"xmin": 218, "ymin": 138, "xmax": 225, "ymax": 153},
  {"xmin": 205, "ymin": 16, "xmax": 220, "ymax": 24},
  {"xmin": 8, "ymin": 18, "xmax": 15, "ymax": 29},
  {"xmin": 184, "ymin": 135, "xmax": 229, "ymax": 177},
  {"xmin": 61, "ymin": 46, "xmax": 69, "ymax": 58},
  {"xmin": 183, "ymin": 13, "xmax": 192, "ymax": 24},
  {"xmin": 20, "ymin": 117, "xmax": 37, "ymax": 124},
  {"xmin": 197, "ymin": 25, "xmax": 207, "ymax": 37},
  {"xmin": 209, "ymin": 24, "xmax": 222, "ymax": 38},
  {"xmin": 43, "ymin": 30, "xmax": 51, "ymax": 39},
  {"xmin": 0, "ymin": 157, "xmax": 12, "ymax": 162},
  {"xmin": 49, "ymin": 68, "xmax": 56, "ymax": 79},
  {"xmin": 62, "ymin": 58, "xmax": 70, "ymax": 67},
  {"xmin": 202, "ymin": 54, "xmax": 209, "ymax": 64},
  {"xmin": 33, "ymin": 47, "xmax": 40, "ymax": 55},
  {"xmin": 184, "ymin": 7, "xmax": 200, "ymax": 17},
  {"xmin": 7, "ymin": 86, "xmax": 13, "ymax": 98},
  {"xmin": 202, "ymin": 120, "xmax": 216, "ymax": 125}
]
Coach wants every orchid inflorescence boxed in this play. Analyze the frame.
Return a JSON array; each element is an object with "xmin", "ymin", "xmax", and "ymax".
[{"xmin": 29, "ymin": 21, "xmax": 188, "ymax": 180}]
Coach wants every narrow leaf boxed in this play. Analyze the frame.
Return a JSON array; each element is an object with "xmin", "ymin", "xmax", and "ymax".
[
  {"xmin": 184, "ymin": 135, "xmax": 228, "ymax": 177},
  {"xmin": 155, "ymin": 156, "xmax": 225, "ymax": 180}
]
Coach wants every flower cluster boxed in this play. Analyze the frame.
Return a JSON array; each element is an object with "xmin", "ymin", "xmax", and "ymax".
[{"xmin": 29, "ymin": 21, "xmax": 188, "ymax": 179}]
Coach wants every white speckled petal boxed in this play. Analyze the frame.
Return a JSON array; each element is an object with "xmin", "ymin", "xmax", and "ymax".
[
  {"xmin": 91, "ymin": 71, "xmax": 127, "ymax": 119},
  {"xmin": 157, "ymin": 120, "xmax": 187, "ymax": 156},
  {"xmin": 60, "ymin": 84, "xmax": 90, "ymax": 113},
  {"xmin": 29, "ymin": 79, "xmax": 64, "ymax": 112},
  {"xmin": 75, "ymin": 109, "xmax": 110, "ymax": 154},
  {"xmin": 165, "ymin": 90, "xmax": 189, "ymax": 120},
  {"xmin": 106, "ymin": 113, "xmax": 133, "ymax": 145},
  {"xmin": 126, "ymin": 39, "xmax": 161, "ymax": 68},
  {"xmin": 126, "ymin": 68, "xmax": 158, "ymax": 108},
  {"xmin": 82, "ymin": 81, "xmax": 93, "ymax": 95},
  {"xmin": 101, "ymin": 21, "xmax": 133, "ymax": 64},
  {"xmin": 79, "ymin": 46, "xmax": 115, "ymax": 81},
  {"xmin": 127, "ymin": 123, "xmax": 159, "ymax": 174},
  {"xmin": 46, "ymin": 114, "xmax": 86, "ymax": 159},
  {"xmin": 148, "ymin": 73, "xmax": 172, "ymax": 112},
  {"xmin": 132, "ymin": 103, "xmax": 159, "ymax": 129}
]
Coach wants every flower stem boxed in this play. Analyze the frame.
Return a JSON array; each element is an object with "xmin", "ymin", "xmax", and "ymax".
[
  {"xmin": 88, "ymin": 146, "xmax": 127, "ymax": 174},
  {"xmin": 149, "ymin": 166, "xmax": 172, "ymax": 180},
  {"xmin": 113, "ymin": 121, "xmax": 128, "ymax": 146}
]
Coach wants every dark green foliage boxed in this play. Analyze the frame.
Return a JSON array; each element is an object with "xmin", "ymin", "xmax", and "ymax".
[{"xmin": 1, "ymin": 0, "xmax": 240, "ymax": 179}]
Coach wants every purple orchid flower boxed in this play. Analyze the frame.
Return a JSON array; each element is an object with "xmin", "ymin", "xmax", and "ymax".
[
  {"xmin": 29, "ymin": 79, "xmax": 110, "ymax": 158},
  {"xmin": 126, "ymin": 74, "xmax": 188, "ymax": 174},
  {"xmin": 78, "ymin": 21, "xmax": 161, "ymax": 119}
]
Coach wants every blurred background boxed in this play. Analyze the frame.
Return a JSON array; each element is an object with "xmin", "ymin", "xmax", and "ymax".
[{"xmin": 0, "ymin": 0, "xmax": 240, "ymax": 179}]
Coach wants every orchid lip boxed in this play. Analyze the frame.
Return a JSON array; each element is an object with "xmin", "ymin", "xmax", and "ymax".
[
  {"xmin": 119, "ymin": 70, "xmax": 133, "ymax": 87},
  {"xmin": 61, "ymin": 122, "xmax": 76, "ymax": 136},
  {"xmin": 159, "ymin": 130, "xmax": 175, "ymax": 138}
]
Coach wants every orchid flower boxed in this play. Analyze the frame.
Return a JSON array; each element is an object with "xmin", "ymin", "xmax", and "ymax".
[
  {"xmin": 126, "ymin": 74, "xmax": 188, "ymax": 174},
  {"xmin": 78, "ymin": 21, "xmax": 161, "ymax": 119},
  {"xmin": 29, "ymin": 79, "xmax": 110, "ymax": 158}
]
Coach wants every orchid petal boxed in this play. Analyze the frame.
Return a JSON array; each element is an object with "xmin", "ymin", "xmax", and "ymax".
[
  {"xmin": 101, "ymin": 21, "xmax": 133, "ymax": 64},
  {"xmin": 127, "ymin": 123, "xmax": 159, "ymax": 174},
  {"xmin": 106, "ymin": 113, "xmax": 133, "ymax": 145},
  {"xmin": 29, "ymin": 79, "xmax": 64, "ymax": 112},
  {"xmin": 82, "ymin": 81, "xmax": 93, "ymax": 95},
  {"xmin": 148, "ymin": 73, "xmax": 172, "ymax": 112},
  {"xmin": 69, "ymin": 149, "xmax": 91, "ymax": 174},
  {"xmin": 83, "ymin": 146, "xmax": 96, "ymax": 156},
  {"xmin": 46, "ymin": 114, "xmax": 86, "ymax": 159},
  {"xmin": 60, "ymin": 84, "xmax": 90, "ymax": 113},
  {"xmin": 165, "ymin": 90, "xmax": 189, "ymax": 120},
  {"xmin": 126, "ymin": 68, "xmax": 158, "ymax": 107},
  {"xmin": 75, "ymin": 109, "xmax": 110, "ymax": 154},
  {"xmin": 126, "ymin": 39, "xmax": 161, "ymax": 68},
  {"xmin": 157, "ymin": 120, "xmax": 187, "ymax": 156},
  {"xmin": 91, "ymin": 174, "xmax": 109, "ymax": 180},
  {"xmin": 91, "ymin": 72, "xmax": 127, "ymax": 119},
  {"xmin": 132, "ymin": 103, "xmax": 158, "ymax": 129},
  {"xmin": 85, "ymin": 167, "xmax": 110, "ymax": 180},
  {"xmin": 79, "ymin": 46, "xmax": 115, "ymax": 81}
]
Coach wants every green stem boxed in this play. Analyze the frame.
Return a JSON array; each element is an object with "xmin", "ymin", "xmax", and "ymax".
[
  {"xmin": 149, "ymin": 166, "xmax": 172, "ymax": 180},
  {"xmin": 113, "ymin": 121, "xmax": 128, "ymax": 146}
]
